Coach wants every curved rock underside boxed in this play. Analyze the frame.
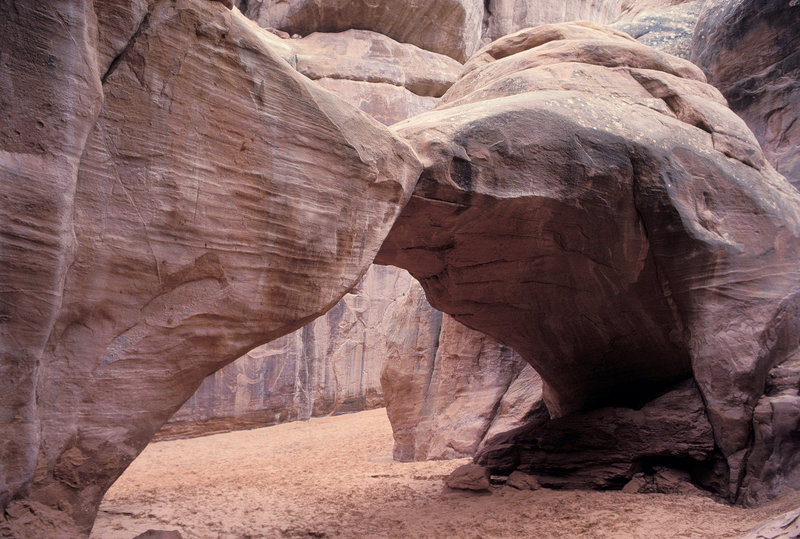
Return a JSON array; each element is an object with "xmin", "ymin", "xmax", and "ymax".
[
  {"xmin": 0, "ymin": 0, "xmax": 420, "ymax": 535},
  {"xmin": 691, "ymin": 0, "xmax": 800, "ymax": 191},
  {"xmin": 376, "ymin": 22, "xmax": 800, "ymax": 502},
  {"xmin": 159, "ymin": 265, "xmax": 418, "ymax": 440}
]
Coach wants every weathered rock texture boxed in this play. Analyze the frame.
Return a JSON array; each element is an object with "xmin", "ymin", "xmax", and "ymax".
[
  {"xmin": 276, "ymin": 29, "xmax": 462, "ymax": 125},
  {"xmin": 382, "ymin": 313, "xmax": 546, "ymax": 461},
  {"xmin": 476, "ymin": 381, "xmax": 718, "ymax": 490},
  {"xmin": 482, "ymin": 0, "xmax": 699, "ymax": 44},
  {"xmin": 160, "ymin": 266, "xmax": 419, "ymax": 439},
  {"xmin": 740, "ymin": 507, "xmax": 800, "ymax": 539},
  {"xmin": 0, "ymin": 0, "xmax": 420, "ymax": 535},
  {"xmin": 692, "ymin": 0, "xmax": 800, "ymax": 191},
  {"xmin": 610, "ymin": 1, "xmax": 702, "ymax": 59},
  {"xmin": 239, "ymin": 0, "xmax": 484, "ymax": 62},
  {"xmin": 377, "ymin": 22, "xmax": 800, "ymax": 502}
]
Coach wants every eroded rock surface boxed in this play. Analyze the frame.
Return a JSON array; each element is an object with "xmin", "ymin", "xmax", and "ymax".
[
  {"xmin": 239, "ymin": 0, "xmax": 484, "ymax": 62},
  {"xmin": 482, "ymin": 0, "xmax": 699, "ymax": 44},
  {"xmin": 0, "ymin": 0, "xmax": 420, "ymax": 535},
  {"xmin": 161, "ymin": 266, "xmax": 419, "ymax": 439},
  {"xmin": 476, "ymin": 381, "xmax": 718, "ymax": 490},
  {"xmin": 692, "ymin": 0, "xmax": 800, "ymax": 190},
  {"xmin": 377, "ymin": 22, "xmax": 800, "ymax": 501},
  {"xmin": 383, "ymin": 314, "xmax": 546, "ymax": 461},
  {"xmin": 283, "ymin": 29, "xmax": 461, "ymax": 125}
]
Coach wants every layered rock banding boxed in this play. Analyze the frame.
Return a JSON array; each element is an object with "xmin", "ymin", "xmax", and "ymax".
[
  {"xmin": 0, "ymin": 0, "xmax": 420, "ymax": 535},
  {"xmin": 376, "ymin": 22, "xmax": 800, "ymax": 501},
  {"xmin": 691, "ymin": 0, "xmax": 800, "ymax": 191}
]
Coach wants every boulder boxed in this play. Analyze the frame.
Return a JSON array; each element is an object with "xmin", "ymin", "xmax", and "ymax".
[
  {"xmin": 239, "ymin": 0, "xmax": 484, "ymax": 62},
  {"xmin": 0, "ymin": 0, "xmax": 420, "ymax": 535},
  {"xmin": 377, "ymin": 22, "xmax": 800, "ymax": 500},
  {"xmin": 692, "ymin": 0, "xmax": 800, "ymax": 190},
  {"xmin": 444, "ymin": 463, "xmax": 492, "ymax": 491}
]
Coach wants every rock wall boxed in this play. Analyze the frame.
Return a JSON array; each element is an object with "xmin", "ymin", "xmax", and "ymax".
[
  {"xmin": 161, "ymin": 266, "xmax": 421, "ymax": 439},
  {"xmin": 692, "ymin": 0, "xmax": 800, "ymax": 191},
  {"xmin": 383, "ymin": 313, "xmax": 546, "ymax": 461},
  {"xmin": 239, "ymin": 0, "xmax": 484, "ymax": 62}
]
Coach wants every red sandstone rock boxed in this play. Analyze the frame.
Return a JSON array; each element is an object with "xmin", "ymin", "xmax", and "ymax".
[
  {"xmin": 506, "ymin": 471, "xmax": 541, "ymax": 490},
  {"xmin": 482, "ymin": 0, "xmax": 699, "ymax": 44},
  {"xmin": 691, "ymin": 0, "xmax": 800, "ymax": 191},
  {"xmin": 377, "ymin": 21, "xmax": 800, "ymax": 501},
  {"xmin": 0, "ymin": 0, "xmax": 420, "ymax": 534},
  {"xmin": 476, "ymin": 381, "xmax": 717, "ymax": 490},
  {"xmin": 161, "ymin": 266, "xmax": 422, "ymax": 439}
]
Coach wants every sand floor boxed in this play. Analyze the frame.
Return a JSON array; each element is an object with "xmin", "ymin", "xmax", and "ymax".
[{"xmin": 91, "ymin": 408, "xmax": 799, "ymax": 538}]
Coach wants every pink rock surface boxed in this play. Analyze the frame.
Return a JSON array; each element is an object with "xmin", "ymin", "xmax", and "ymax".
[
  {"xmin": 239, "ymin": 0, "xmax": 484, "ymax": 62},
  {"xmin": 692, "ymin": 0, "xmax": 800, "ymax": 191},
  {"xmin": 0, "ymin": 0, "xmax": 420, "ymax": 534}
]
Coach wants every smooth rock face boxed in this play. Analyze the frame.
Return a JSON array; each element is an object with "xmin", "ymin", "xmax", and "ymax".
[
  {"xmin": 161, "ymin": 266, "xmax": 417, "ymax": 439},
  {"xmin": 692, "ymin": 0, "xmax": 800, "ymax": 191},
  {"xmin": 377, "ymin": 22, "xmax": 800, "ymax": 501},
  {"xmin": 382, "ymin": 313, "xmax": 546, "ymax": 461},
  {"xmin": 239, "ymin": 0, "xmax": 484, "ymax": 62},
  {"xmin": 0, "ymin": 1, "xmax": 420, "ymax": 535},
  {"xmin": 476, "ymin": 381, "xmax": 717, "ymax": 489}
]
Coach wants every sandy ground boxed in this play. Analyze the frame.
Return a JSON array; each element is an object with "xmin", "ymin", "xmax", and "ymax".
[{"xmin": 91, "ymin": 408, "xmax": 799, "ymax": 539}]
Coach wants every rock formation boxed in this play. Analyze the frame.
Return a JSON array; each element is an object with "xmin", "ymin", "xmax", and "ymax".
[
  {"xmin": 692, "ymin": 0, "xmax": 800, "ymax": 191},
  {"xmin": 377, "ymin": 22, "xmax": 800, "ymax": 501},
  {"xmin": 475, "ymin": 380, "xmax": 719, "ymax": 490},
  {"xmin": 4, "ymin": 0, "xmax": 800, "ymax": 536},
  {"xmin": 482, "ymin": 0, "xmax": 699, "ymax": 44},
  {"xmin": 238, "ymin": 0, "xmax": 484, "ymax": 62},
  {"xmin": 160, "ymin": 266, "xmax": 418, "ymax": 439},
  {"xmin": 383, "ymin": 313, "xmax": 546, "ymax": 461},
  {"xmin": 0, "ymin": 0, "xmax": 420, "ymax": 535}
]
